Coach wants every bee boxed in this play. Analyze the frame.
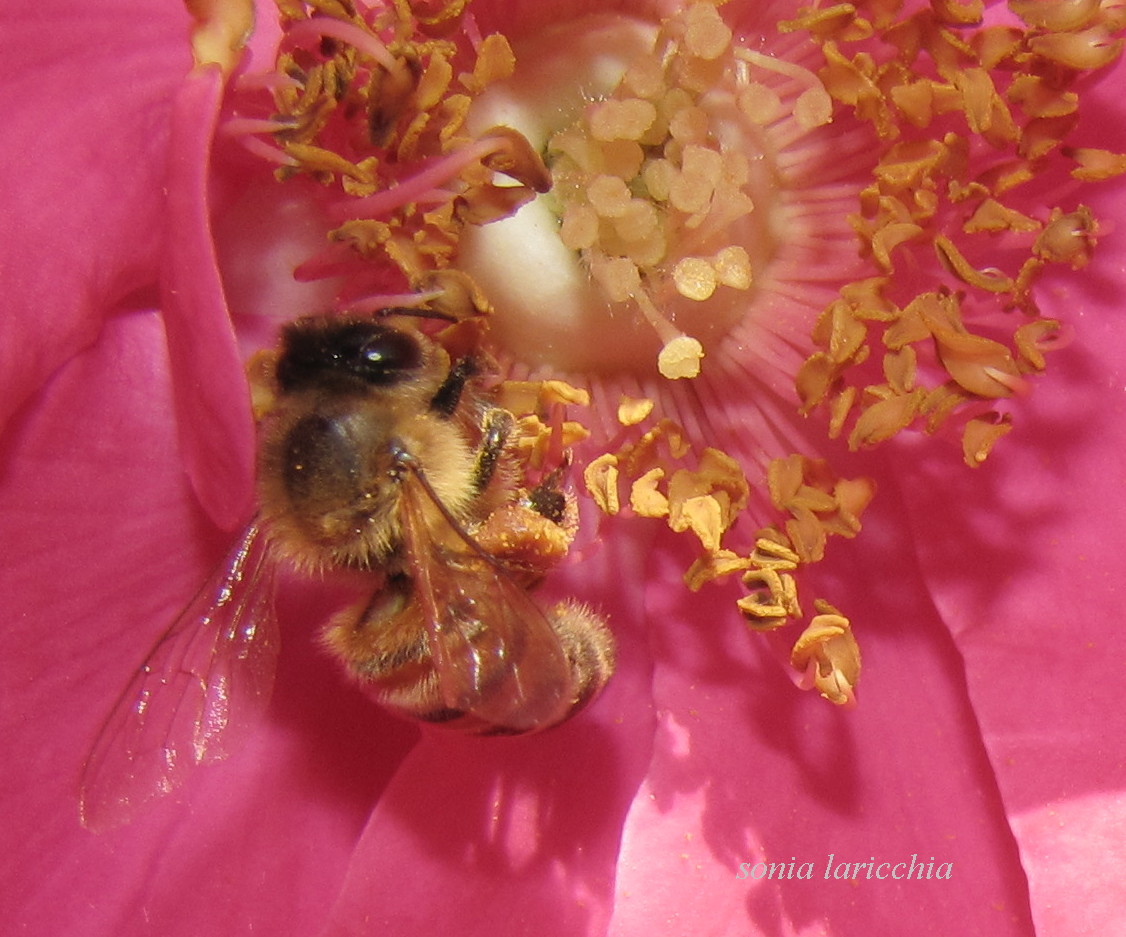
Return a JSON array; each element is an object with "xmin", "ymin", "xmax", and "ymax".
[{"xmin": 80, "ymin": 309, "xmax": 614, "ymax": 831}]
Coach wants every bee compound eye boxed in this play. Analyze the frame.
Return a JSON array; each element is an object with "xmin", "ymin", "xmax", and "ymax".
[
  {"xmin": 276, "ymin": 320, "xmax": 424, "ymax": 392},
  {"xmin": 353, "ymin": 328, "xmax": 423, "ymax": 385}
]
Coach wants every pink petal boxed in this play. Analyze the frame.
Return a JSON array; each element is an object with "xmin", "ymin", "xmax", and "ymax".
[
  {"xmin": 892, "ymin": 55, "xmax": 1126, "ymax": 937},
  {"xmin": 161, "ymin": 64, "xmax": 255, "ymax": 529},
  {"xmin": 0, "ymin": 0, "xmax": 192, "ymax": 431},
  {"xmin": 320, "ymin": 519, "xmax": 657, "ymax": 937},
  {"xmin": 0, "ymin": 310, "xmax": 416, "ymax": 935},
  {"xmin": 898, "ymin": 218, "xmax": 1126, "ymax": 931},
  {"xmin": 606, "ymin": 521, "xmax": 1034, "ymax": 936}
]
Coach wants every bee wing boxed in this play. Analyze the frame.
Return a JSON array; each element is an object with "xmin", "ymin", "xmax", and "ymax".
[
  {"xmin": 79, "ymin": 523, "xmax": 278, "ymax": 832},
  {"xmin": 398, "ymin": 475, "xmax": 575, "ymax": 732}
]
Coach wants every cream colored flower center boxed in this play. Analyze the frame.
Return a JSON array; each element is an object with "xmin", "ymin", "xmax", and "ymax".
[{"xmin": 458, "ymin": 9, "xmax": 816, "ymax": 378}]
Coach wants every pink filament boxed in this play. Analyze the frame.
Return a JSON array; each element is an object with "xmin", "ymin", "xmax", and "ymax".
[
  {"xmin": 221, "ymin": 117, "xmax": 297, "ymax": 137},
  {"xmin": 235, "ymin": 135, "xmax": 299, "ymax": 167},
  {"xmin": 234, "ymin": 71, "xmax": 303, "ymax": 93},
  {"xmin": 219, "ymin": 117, "xmax": 300, "ymax": 166},
  {"xmin": 330, "ymin": 139, "xmax": 500, "ymax": 223},
  {"xmin": 983, "ymin": 367, "xmax": 1032, "ymax": 397},
  {"xmin": 343, "ymin": 290, "xmax": 445, "ymax": 313},
  {"xmin": 284, "ymin": 16, "xmax": 398, "ymax": 72}
]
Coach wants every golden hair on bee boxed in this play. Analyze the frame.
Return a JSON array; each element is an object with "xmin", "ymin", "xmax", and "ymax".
[
  {"xmin": 80, "ymin": 305, "xmax": 614, "ymax": 831},
  {"xmin": 252, "ymin": 312, "xmax": 486, "ymax": 572}
]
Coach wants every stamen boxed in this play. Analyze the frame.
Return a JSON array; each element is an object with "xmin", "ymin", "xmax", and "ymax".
[
  {"xmin": 617, "ymin": 397, "xmax": 654, "ymax": 427},
  {"xmin": 980, "ymin": 367, "xmax": 1030, "ymax": 397},
  {"xmin": 221, "ymin": 117, "xmax": 299, "ymax": 137},
  {"xmin": 790, "ymin": 2, "xmax": 1126, "ymax": 463},
  {"xmin": 236, "ymin": 136, "xmax": 300, "ymax": 167},
  {"xmin": 1009, "ymin": 0, "xmax": 1103, "ymax": 33},
  {"xmin": 283, "ymin": 16, "xmax": 399, "ymax": 73},
  {"xmin": 344, "ymin": 290, "xmax": 445, "ymax": 314},
  {"xmin": 329, "ymin": 137, "xmax": 516, "ymax": 223},
  {"xmin": 233, "ymin": 71, "xmax": 304, "ymax": 94},
  {"xmin": 791, "ymin": 602, "xmax": 860, "ymax": 707},
  {"xmin": 333, "ymin": 152, "xmax": 465, "ymax": 221},
  {"xmin": 220, "ymin": 117, "xmax": 302, "ymax": 166},
  {"xmin": 631, "ymin": 288, "xmax": 703, "ymax": 381},
  {"xmin": 733, "ymin": 47, "xmax": 833, "ymax": 130},
  {"xmin": 962, "ymin": 414, "xmax": 1013, "ymax": 468}
]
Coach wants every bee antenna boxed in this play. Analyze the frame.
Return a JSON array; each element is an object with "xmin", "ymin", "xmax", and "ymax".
[
  {"xmin": 393, "ymin": 448, "xmax": 504, "ymax": 569},
  {"xmin": 374, "ymin": 306, "xmax": 459, "ymax": 324}
]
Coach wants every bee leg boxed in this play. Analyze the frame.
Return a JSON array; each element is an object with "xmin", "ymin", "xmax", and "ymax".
[
  {"xmin": 324, "ymin": 579, "xmax": 517, "ymax": 731},
  {"xmin": 547, "ymin": 601, "xmax": 616, "ymax": 717},
  {"xmin": 471, "ymin": 407, "xmax": 516, "ymax": 493},
  {"xmin": 525, "ymin": 459, "xmax": 570, "ymax": 524},
  {"xmin": 322, "ymin": 577, "xmax": 455, "ymax": 720},
  {"xmin": 428, "ymin": 356, "xmax": 478, "ymax": 417}
]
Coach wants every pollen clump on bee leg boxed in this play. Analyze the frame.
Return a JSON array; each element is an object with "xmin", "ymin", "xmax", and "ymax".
[{"xmin": 472, "ymin": 502, "xmax": 574, "ymax": 569}]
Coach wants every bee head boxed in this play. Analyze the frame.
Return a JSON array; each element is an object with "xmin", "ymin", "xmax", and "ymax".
[{"xmin": 275, "ymin": 314, "xmax": 425, "ymax": 394}]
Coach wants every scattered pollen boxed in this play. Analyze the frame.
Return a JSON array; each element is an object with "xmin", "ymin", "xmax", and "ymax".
[
  {"xmin": 788, "ymin": 1, "xmax": 1126, "ymax": 468},
  {"xmin": 223, "ymin": 0, "xmax": 1126, "ymax": 710},
  {"xmin": 617, "ymin": 396, "xmax": 655, "ymax": 427}
]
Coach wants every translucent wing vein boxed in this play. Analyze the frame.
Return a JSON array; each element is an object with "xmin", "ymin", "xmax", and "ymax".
[{"xmin": 80, "ymin": 523, "xmax": 278, "ymax": 831}]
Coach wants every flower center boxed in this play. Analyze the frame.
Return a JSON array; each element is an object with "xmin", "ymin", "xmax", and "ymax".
[
  {"xmin": 215, "ymin": 0, "xmax": 1126, "ymax": 711},
  {"xmin": 457, "ymin": 7, "xmax": 829, "ymax": 379}
]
